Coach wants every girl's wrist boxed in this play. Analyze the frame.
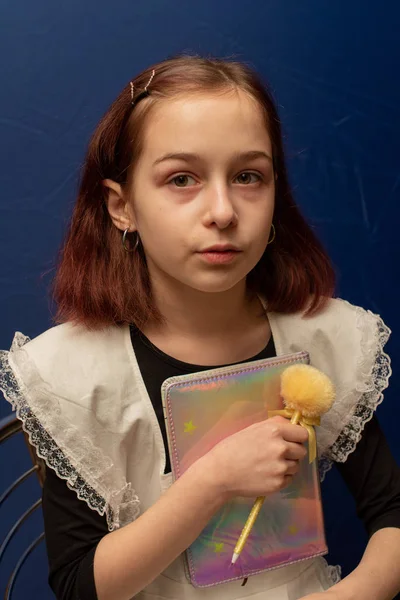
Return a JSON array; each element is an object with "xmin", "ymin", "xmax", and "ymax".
[{"xmin": 183, "ymin": 454, "xmax": 232, "ymax": 508}]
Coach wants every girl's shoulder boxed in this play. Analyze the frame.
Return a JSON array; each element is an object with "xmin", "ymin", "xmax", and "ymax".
[
  {"xmin": 269, "ymin": 297, "xmax": 390, "ymax": 358},
  {"xmin": 0, "ymin": 322, "xmax": 142, "ymax": 531},
  {"xmin": 9, "ymin": 320, "xmax": 127, "ymax": 369},
  {"xmin": 1, "ymin": 321, "xmax": 134, "ymax": 414},
  {"xmin": 22, "ymin": 320, "xmax": 126, "ymax": 362}
]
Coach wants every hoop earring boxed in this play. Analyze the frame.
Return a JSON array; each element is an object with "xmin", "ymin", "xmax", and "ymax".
[
  {"xmin": 267, "ymin": 223, "xmax": 276, "ymax": 245},
  {"xmin": 122, "ymin": 228, "xmax": 140, "ymax": 252}
]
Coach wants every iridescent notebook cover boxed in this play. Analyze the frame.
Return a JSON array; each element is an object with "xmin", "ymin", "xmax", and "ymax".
[{"xmin": 161, "ymin": 351, "xmax": 328, "ymax": 588}]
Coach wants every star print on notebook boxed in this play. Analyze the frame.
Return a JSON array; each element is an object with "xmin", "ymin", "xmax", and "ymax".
[
  {"xmin": 184, "ymin": 420, "xmax": 197, "ymax": 434},
  {"xmin": 213, "ymin": 542, "xmax": 225, "ymax": 554}
]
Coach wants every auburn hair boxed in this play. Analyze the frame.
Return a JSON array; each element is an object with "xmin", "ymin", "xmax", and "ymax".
[{"xmin": 53, "ymin": 55, "xmax": 335, "ymax": 329}]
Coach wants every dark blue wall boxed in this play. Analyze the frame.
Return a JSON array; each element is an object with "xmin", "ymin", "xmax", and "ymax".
[{"xmin": 1, "ymin": 1, "xmax": 399, "ymax": 597}]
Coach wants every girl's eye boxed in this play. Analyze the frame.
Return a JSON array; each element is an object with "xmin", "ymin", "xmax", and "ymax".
[
  {"xmin": 170, "ymin": 174, "xmax": 197, "ymax": 187},
  {"xmin": 235, "ymin": 172, "xmax": 261, "ymax": 185}
]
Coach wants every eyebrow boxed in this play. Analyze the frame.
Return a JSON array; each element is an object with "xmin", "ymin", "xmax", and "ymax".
[{"xmin": 152, "ymin": 150, "xmax": 273, "ymax": 167}]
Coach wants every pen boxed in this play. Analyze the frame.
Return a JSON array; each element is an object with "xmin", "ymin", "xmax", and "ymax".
[
  {"xmin": 231, "ymin": 495, "xmax": 265, "ymax": 564},
  {"xmin": 231, "ymin": 410, "xmax": 301, "ymax": 565}
]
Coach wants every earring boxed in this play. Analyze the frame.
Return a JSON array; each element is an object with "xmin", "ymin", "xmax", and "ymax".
[
  {"xmin": 122, "ymin": 228, "xmax": 140, "ymax": 252},
  {"xmin": 267, "ymin": 223, "xmax": 276, "ymax": 245}
]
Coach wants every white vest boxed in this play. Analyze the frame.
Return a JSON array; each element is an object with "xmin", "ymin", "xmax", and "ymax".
[{"xmin": 0, "ymin": 298, "xmax": 391, "ymax": 599}]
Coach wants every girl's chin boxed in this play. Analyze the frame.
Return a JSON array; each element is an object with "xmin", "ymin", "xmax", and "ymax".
[
  {"xmin": 150, "ymin": 264, "xmax": 251, "ymax": 295},
  {"xmin": 182, "ymin": 277, "xmax": 248, "ymax": 295}
]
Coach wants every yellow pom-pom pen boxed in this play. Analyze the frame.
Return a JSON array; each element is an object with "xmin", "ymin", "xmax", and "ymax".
[{"xmin": 231, "ymin": 364, "xmax": 335, "ymax": 565}]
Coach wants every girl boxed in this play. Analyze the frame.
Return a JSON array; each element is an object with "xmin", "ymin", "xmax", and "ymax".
[{"xmin": 1, "ymin": 56, "xmax": 400, "ymax": 600}]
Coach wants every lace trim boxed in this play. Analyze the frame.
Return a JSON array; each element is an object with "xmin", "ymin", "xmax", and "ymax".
[
  {"xmin": 0, "ymin": 332, "xmax": 140, "ymax": 531},
  {"xmin": 325, "ymin": 562, "xmax": 342, "ymax": 586},
  {"xmin": 318, "ymin": 455, "xmax": 334, "ymax": 482},
  {"xmin": 319, "ymin": 306, "xmax": 392, "ymax": 481}
]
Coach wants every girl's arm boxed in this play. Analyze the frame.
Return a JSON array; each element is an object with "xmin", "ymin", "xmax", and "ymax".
[
  {"xmin": 330, "ymin": 527, "xmax": 400, "ymax": 600},
  {"xmin": 41, "ymin": 416, "xmax": 306, "ymax": 600},
  {"xmin": 42, "ymin": 466, "xmax": 105, "ymax": 600},
  {"xmin": 42, "ymin": 462, "xmax": 225, "ymax": 600},
  {"xmin": 301, "ymin": 416, "xmax": 400, "ymax": 600},
  {"xmin": 94, "ymin": 459, "xmax": 226, "ymax": 599},
  {"xmin": 93, "ymin": 416, "xmax": 307, "ymax": 600},
  {"xmin": 333, "ymin": 418, "xmax": 400, "ymax": 600}
]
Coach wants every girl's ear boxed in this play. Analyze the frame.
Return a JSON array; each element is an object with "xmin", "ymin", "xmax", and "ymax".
[{"xmin": 102, "ymin": 179, "xmax": 137, "ymax": 231}]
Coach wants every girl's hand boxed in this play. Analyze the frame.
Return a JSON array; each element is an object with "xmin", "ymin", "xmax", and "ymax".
[{"xmin": 202, "ymin": 415, "xmax": 309, "ymax": 499}]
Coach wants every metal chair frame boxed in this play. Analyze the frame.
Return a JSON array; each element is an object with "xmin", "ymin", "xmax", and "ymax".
[{"xmin": 0, "ymin": 414, "xmax": 46, "ymax": 600}]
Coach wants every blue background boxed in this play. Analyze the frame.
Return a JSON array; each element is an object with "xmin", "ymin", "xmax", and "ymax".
[{"xmin": 1, "ymin": 0, "xmax": 399, "ymax": 597}]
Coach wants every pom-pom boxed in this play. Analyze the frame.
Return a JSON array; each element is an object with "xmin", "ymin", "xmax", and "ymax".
[{"xmin": 280, "ymin": 364, "xmax": 335, "ymax": 418}]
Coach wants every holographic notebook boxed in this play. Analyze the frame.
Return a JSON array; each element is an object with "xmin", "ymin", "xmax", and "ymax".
[{"xmin": 161, "ymin": 351, "xmax": 328, "ymax": 588}]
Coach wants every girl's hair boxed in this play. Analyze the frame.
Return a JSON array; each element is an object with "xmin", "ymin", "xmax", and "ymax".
[{"xmin": 54, "ymin": 55, "xmax": 335, "ymax": 329}]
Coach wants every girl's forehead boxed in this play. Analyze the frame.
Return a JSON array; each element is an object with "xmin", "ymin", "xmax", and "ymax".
[{"xmin": 141, "ymin": 91, "xmax": 272, "ymax": 159}]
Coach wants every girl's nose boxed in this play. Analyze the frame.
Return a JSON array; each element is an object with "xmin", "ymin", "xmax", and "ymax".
[{"xmin": 202, "ymin": 184, "xmax": 238, "ymax": 229}]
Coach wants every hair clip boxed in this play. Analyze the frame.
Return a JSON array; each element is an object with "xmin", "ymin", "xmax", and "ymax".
[
  {"xmin": 129, "ymin": 69, "xmax": 156, "ymax": 107},
  {"xmin": 144, "ymin": 69, "xmax": 155, "ymax": 92}
]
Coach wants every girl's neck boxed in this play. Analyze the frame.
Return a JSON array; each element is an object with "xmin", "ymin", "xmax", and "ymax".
[{"xmin": 141, "ymin": 279, "xmax": 270, "ymax": 366}]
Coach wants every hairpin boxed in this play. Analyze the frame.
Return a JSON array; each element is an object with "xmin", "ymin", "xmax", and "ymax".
[
  {"xmin": 130, "ymin": 69, "xmax": 156, "ymax": 106},
  {"xmin": 144, "ymin": 69, "xmax": 155, "ymax": 92}
]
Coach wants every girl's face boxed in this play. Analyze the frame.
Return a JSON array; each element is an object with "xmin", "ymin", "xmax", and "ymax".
[{"xmin": 123, "ymin": 90, "xmax": 274, "ymax": 295}]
